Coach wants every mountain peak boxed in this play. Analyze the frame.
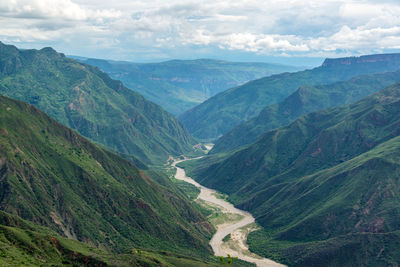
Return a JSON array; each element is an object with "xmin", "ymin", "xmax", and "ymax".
[
  {"xmin": 40, "ymin": 46, "xmax": 65, "ymax": 58},
  {"xmin": 0, "ymin": 41, "xmax": 18, "ymax": 53}
]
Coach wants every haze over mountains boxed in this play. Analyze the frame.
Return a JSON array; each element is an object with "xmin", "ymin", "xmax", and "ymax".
[
  {"xmin": 212, "ymin": 70, "xmax": 400, "ymax": 154},
  {"xmin": 1, "ymin": 38, "xmax": 400, "ymax": 267},
  {"xmin": 180, "ymin": 54, "xmax": 400, "ymax": 140},
  {"xmin": 74, "ymin": 57, "xmax": 302, "ymax": 115},
  {"xmin": 2, "ymin": 0, "xmax": 400, "ymax": 266}
]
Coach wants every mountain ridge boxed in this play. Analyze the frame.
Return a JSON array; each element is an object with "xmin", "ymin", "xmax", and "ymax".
[
  {"xmin": 181, "ymin": 82, "xmax": 400, "ymax": 265},
  {"xmin": 0, "ymin": 94, "xmax": 213, "ymax": 257},
  {"xmin": 0, "ymin": 42, "xmax": 197, "ymax": 165},
  {"xmin": 322, "ymin": 53, "xmax": 400, "ymax": 67},
  {"xmin": 179, "ymin": 52, "xmax": 400, "ymax": 140},
  {"xmin": 211, "ymin": 70, "xmax": 400, "ymax": 154},
  {"xmin": 76, "ymin": 56, "xmax": 301, "ymax": 115}
]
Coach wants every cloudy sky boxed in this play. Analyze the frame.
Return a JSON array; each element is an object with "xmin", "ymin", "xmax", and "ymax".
[{"xmin": 1, "ymin": 0, "xmax": 400, "ymax": 65}]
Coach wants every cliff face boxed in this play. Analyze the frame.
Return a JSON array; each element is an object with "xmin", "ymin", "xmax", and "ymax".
[{"xmin": 322, "ymin": 53, "xmax": 400, "ymax": 67}]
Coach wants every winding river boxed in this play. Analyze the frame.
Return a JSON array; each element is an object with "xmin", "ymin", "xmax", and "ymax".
[{"xmin": 172, "ymin": 158, "xmax": 286, "ymax": 267}]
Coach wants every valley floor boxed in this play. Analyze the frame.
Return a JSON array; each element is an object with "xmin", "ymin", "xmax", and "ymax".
[{"xmin": 172, "ymin": 158, "xmax": 285, "ymax": 267}]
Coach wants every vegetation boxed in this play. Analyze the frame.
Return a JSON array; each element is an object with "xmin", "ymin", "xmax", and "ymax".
[
  {"xmin": 208, "ymin": 212, "xmax": 244, "ymax": 227},
  {"xmin": 219, "ymin": 254, "xmax": 238, "ymax": 267},
  {"xmin": 186, "ymin": 82, "xmax": 400, "ymax": 265},
  {"xmin": 5, "ymin": 41, "xmax": 400, "ymax": 266},
  {"xmin": 212, "ymin": 70, "xmax": 400, "ymax": 153},
  {"xmin": 0, "ymin": 41, "xmax": 198, "ymax": 165},
  {"xmin": 172, "ymin": 179, "xmax": 201, "ymax": 200},
  {"xmin": 222, "ymin": 234, "xmax": 231, "ymax": 242},
  {"xmin": 0, "ymin": 213, "xmax": 256, "ymax": 267},
  {"xmin": 179, "ymin": 53, "xmax": 400, "ymax": 140},
  {"xmin": 0, "ymin": 95, "xmax": 214, "ymax": 258},
  {"xmin": 0, "ymin": 210, "xmax": 228, "ymax": 267},
  {"xmin": 76, "ymin": 57, "xmax": 301, "ymax": 115}
]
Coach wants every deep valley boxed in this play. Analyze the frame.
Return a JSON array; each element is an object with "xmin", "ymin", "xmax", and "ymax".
[{"xmin": 1, "ymin": 33, "xmax": 400, "ymax": 267}]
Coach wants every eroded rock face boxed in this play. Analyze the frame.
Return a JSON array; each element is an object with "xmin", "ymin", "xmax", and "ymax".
[{"xmin": 322, "ymin": 53, "xmax": 400, "ymax": 67}]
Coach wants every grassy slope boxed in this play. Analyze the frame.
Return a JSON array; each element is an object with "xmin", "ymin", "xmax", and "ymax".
[
  {"xmin": 248, "ymin": 137, "xmax": 400, "ymax": 266},
  {"xmin": 0, "ymin": 42, "xmax": 197, "ymax": 165},
  {"xmin": 179, "ymin": 53, "xmax": 400, "ymax": 140},
  {"xmin": 0, "ymin": 210, "xmax": 230, "ymax": 267},
  {"xmin": 212, "ymin": 71, "xmax": 400, "ymax": 154},
  {"xmin": 79, "ymin": 58, "xmax": 301, "ymax": 115},
  {"xmin": 0, "ymin": 95, "xmax": 213, "ymax": 258},
  {"xmin": 185, "ymin": 83, "xmax": 400, "ymax": 265}
]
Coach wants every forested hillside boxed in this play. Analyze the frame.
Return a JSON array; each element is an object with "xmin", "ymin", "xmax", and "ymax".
[
  {"xmin": 0, "ymin": 42, "xmax": 197, "ymax": 165},
  {"xmin": 180, "ymin": 53, "xmax": 400, "ymax": 140}
]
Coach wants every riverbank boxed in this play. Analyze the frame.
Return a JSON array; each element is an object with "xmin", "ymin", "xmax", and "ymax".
[{"xmin": 172, "ymin": 158, "xmax": 286, "ymax": 267}]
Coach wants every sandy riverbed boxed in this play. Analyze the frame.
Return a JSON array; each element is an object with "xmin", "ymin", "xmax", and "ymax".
[{"xmin": 172, "ymin": 158, "xmax": 286, "ymax": 267}]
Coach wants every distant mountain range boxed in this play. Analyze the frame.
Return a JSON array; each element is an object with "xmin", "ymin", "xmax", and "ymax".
[
  {"xmin": 181, "ymin": 81, "xmax": 400, "ymax": 266},
  {"xmin": 3, "ymin": 39, "xmax": 400, "ymax": 266},
  {"xmin": 212, "ymin": 70, "xmax": 400, "ymax": 154},
  {"xmin": 73, "ymin": 57, "xmax": 302, "ymax": 115},
  {"xmin": 0, "ymin": 42, "xmax": 197, "ymax": 165},
  {"xmin": 179, "ymin": 53, "xmax": 400, "ymax": 140}
]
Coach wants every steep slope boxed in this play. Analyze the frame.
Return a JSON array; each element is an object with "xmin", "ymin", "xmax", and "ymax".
[
  {"xmin": 0, "ymin": 210, "xmax": 130, "ymax": 266},
  {"xmin": 0, "ymin": 95, "xmax": 213, "ymax": 257},
  {"xmin": 212, "ymin": 71, "xmax": 400, "ymax": 153},
  {"xmin": 246, "ymin": 137, "xmax": 400, "ymax": 266},
  {"xmin": 184, "ymin": 83, "xmax": 400, "ymax": 265},
  {"xmin": 179, "ymin": 53, "xmax": 400, "ymax": 140},
  {"xmin": 0, "ymin": 42, "xmax": 197, "ymax": 165},
  {"xmin": 77, "ymin": 57, "xmax": 301, "ymax": 115},
  {"xmin": 0, "ymin": 210, "xmax": 222, "ymax": 267}
]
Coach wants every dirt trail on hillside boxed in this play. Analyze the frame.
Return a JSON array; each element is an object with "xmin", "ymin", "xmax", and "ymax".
[{"xmin": 172, "ymin": 158, "xmax": 286, "ymax": 267}]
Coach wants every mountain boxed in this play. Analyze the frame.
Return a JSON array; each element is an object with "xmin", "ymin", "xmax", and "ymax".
[
  {"xmin": 0, "ymin": 210, "xmax": 222, "ymax": 267},
  {"xmin": 0, "ymin": 42, "xmax": 197, "ymax": 165},
  {"xmin": 181, "ymin": 82, "xmax": 400, "ymax": 266},
  {"xmin": 75, "ymin": 57, "xmax": 302, "ymax": 115},
  {"xmin": 212, "ymin": 71, "xmax": 400, "ymax": 154},
  {"xmin": 179, "ymin": 53, "xmax": 400, "ymax": 140},
  {"xmin": 247, "ymin": 137, "xmax": 400, "ymax": 266},
  {"xmin": 0, "ymin": 95, "xmax": 213, "ymax": 258}
]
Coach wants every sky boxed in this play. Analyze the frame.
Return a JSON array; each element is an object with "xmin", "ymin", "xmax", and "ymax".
[{"xmin": 1, "ymin": 0, "xmax": 400, "ymax": 66}]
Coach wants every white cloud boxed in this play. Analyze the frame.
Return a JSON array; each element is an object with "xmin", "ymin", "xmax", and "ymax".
[
  {"xmin": 0, "ymin": 0, "xmax": 94, "ymax": 20},
  {"xmin": 1, "ymin": 0, "xmax": 400, "ymax": 61},
  {"xmin": 183, "ymin": 31, "xmax": 309, "ymax": 53}
]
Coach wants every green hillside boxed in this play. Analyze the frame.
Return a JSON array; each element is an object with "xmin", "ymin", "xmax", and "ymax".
[
  {"xmin": 247, "ymin": 136, "xmax": 400, "ymax": 266},
  {"xmin": 0, "ymin": 42, "xmax": 197, "ymax": 165},
  {"xmin": 179, "ymin": 53, "xmax": 400, "ymax": 140},
  {"xmin": 0, "ymin": 210, "xmax": 229, "ymax": 267},
  {"xmin": 77, "ymin": 57, "xmax": 301, "ymax": 115},
  {"xmin": 0, "ymin": 95, "xmax": 213, "ymax": 257},
  {"xmin": 183, "ymin": 82, "xmax": 400, "ymax": 265},
  {"xmin": 212, "ymin": 71, "xmax": 400, "ymax": 153}
]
